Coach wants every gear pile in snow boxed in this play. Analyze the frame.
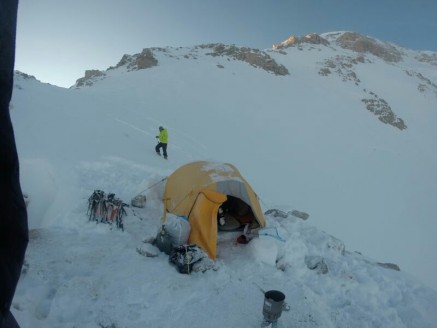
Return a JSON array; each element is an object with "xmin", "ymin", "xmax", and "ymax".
[
  {"xmin": 87, "ymin": 190, "xmax": 127, "ymax": 231},
  {"xmin": 169, "ymin": 244, "xmax": 206, "ymax": 274}
]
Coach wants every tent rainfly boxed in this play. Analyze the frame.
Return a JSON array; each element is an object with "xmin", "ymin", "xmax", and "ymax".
[{"xmin": 163, "ymin": 161, "xmax": 265, "ymax": 259}]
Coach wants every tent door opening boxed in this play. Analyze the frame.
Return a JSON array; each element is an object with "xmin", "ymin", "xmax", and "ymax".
[{"xmin": 217, "ymin": 195, "xmax": 257, "ymax": 232}]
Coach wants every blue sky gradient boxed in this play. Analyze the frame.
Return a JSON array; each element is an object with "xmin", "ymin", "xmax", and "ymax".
[{"xmin": 15, "ymin": 0, "xmax": 437, "ymax": 87}]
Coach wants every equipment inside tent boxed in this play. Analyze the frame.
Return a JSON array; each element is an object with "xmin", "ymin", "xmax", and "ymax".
[{"xmin": 162, "ymin": 161, "xmax": 265, "ymax": 259}]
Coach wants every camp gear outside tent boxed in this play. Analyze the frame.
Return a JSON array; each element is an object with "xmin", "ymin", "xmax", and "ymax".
[
  {"xmin": 164, "ymin": 214, "xmax": 191, "ymax": 247},
  {"xmin": 169, "ymin": 244, "xmax": 207, "ymax": 274},
  {"xmin": 87, "ymin": 190, "xmax": 127, "ymax": 231},
  {"xmin": 162, "ymin": 161, "xmax": 265, "ymax": 259},
  {"xmin": 262, "ymin": 290, "xmax": 286, "ymax": 327}
]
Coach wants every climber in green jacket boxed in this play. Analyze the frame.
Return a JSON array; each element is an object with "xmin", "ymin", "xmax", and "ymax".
[{"xmin": 155, "ymin": 126, "xmax": 168, "ymax": 159}]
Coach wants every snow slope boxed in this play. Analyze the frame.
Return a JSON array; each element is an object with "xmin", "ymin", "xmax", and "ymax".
[{"xmin": 9, "ymin": 32, "xmax": 437, "ymax": 327}]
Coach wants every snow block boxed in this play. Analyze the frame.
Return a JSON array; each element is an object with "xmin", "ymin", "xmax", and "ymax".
[
  {"xmin": 136, "ymin": 243, "xmax": 160, "ymax": 257},
  {"xmin": 248, "ymin": 236, "xmax": 279, "ymax": 266}
]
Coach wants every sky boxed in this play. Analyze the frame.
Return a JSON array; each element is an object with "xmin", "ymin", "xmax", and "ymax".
[
  {"xmin": 9, "ymin": 64, "xmax": 437, "ymax": 327},
  {"xmin": 15, "ymin": 0, "xmax": 437, "ymax": 88}
]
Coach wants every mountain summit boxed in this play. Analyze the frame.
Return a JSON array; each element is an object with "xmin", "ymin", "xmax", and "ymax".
[
  {"xmin": 273, "ymin": 32, "xmax": 403, "ymax": 63},
  {"xmin": 71, "ymin": 31, "xmax": 436, "ymax": 131}
]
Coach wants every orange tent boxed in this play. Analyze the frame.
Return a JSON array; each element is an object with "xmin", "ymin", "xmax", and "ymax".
[{"xmin": 163, "ymin": 161, "xmax": 265, "ymax": 259}]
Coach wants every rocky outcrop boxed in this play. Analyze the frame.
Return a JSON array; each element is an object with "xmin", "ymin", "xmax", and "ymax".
[
  {"xmin": 14, "ymin": 71, "xmax": 38, "ymax": 90},
  {"xmin": 75, "ymin": 70, "xmax": 106, "ymax": 87},
  {"xmin": 115, "ymin": 48, "xmax": 158, "ymax": 71},
  {"xmin": 272, "ymin": 33, "xmax": 330, "ymax": 49},
  {"xmin": 377, "ymin": 262, "xmax": 401, "ymax": 271},
  {"xmin": 336, "ymin": 32, "xmax": 402, "ymax": 62},
  {"xmin": 318, "ymin": 55, "xmax": 364, "ymax": 85},
  {"xmin": 362, "ymin": 90, "xmax": 407, "ymax": 130},
  {"xmin": 316, "ymin": 50, "xmax": 407, "ymax": 130},
  {"xmin": 415, "ymin": 52, "xmax": 437, "ymax": 66},
  {"xmin": 201, "ymin": 44, "xmax": 289, "ymax": 76},
  {"xmin": 406, "ymin": 70, "xmax": 437, "ymax": 97},
  {"xmin": 75, "ymin": 48, "xmax": 159, "ymax": 87},
  {"xmin": 15, "ymin": 71, "xmax": 37, "ymax": 81},
  {"xmin": 290, "ymin": 210, "xmax": 310, "ymax": 220},
  {"xmin": 264, "ymin": 209, "xmax": 310, "ymax": 220}
]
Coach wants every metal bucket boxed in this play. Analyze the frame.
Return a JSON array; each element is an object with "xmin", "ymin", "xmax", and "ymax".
[{"xmin": 262, "ymin": 290, "xmax": 285, "ymax": 322}]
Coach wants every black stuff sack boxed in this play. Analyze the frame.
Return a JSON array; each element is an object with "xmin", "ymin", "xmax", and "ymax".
[
  {"xmin": 154, "ymin": 226, "xmax": 173, "ymax": 255},
  {"xmin": 169, "ymin": 244, "xmax": 205, "ymax": 274}
]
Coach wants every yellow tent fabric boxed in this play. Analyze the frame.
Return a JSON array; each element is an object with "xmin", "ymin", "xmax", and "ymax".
[
  {"xmin": 163, "ymin": 161, "xmax": 265, "ymax": 259},
  {"xmin": 188, "ymin": 190, "xmax": 226, "ymax": 259}
]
